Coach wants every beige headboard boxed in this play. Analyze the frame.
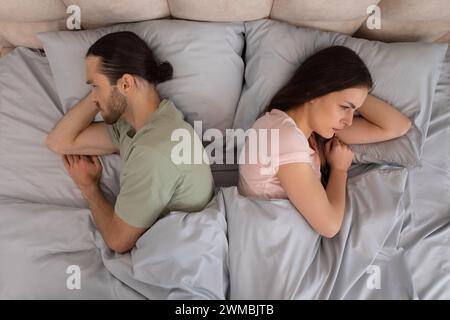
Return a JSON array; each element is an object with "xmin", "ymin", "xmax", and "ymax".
[{"xmin": 1, "ymin": 0, "xmax": 449, "ymax": 57}]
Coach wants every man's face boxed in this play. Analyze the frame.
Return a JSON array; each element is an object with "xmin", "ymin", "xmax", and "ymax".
[{"xmin": 85, "ymin": 56, "xmax": 127, "ymax": 124}]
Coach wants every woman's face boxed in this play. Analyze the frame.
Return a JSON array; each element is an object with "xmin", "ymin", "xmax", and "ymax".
[{"xmin": 309, "ymin": 87, "xmax": 369, "ymax": 139}]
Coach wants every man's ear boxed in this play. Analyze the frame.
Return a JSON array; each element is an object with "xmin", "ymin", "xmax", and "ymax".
[{"xmin": 118, "ymin": 74, "xmax": 135, "ymax": 94}]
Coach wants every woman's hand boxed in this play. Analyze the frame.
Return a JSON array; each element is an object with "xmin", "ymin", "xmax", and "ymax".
[
  {"xmin": 63, "ymin": 154, "xmax": 102, "ymax": 194},
  {"xmin": 324, "ymin": 137, "xmax": 354, "ymax": 172}
]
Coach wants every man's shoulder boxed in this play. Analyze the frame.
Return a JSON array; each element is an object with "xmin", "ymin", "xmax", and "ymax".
[
  {"xmin": 135, "ymin": 117, "xmax": 195, "ymax": 155},
  {"xmin": 125, "ymin": 144, "xmax": 178, "ymax": 172},
  {"xmin": 127, "ymin": 144, "xmax": 165, "ymax": 161},
  {"xmin": 150, "ymin": 112, "xmax": 192, "ymax": 137}
]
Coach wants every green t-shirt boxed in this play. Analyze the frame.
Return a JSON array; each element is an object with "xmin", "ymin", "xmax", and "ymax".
[{"xmin": 106, "ymin": 99, "xmax": 214, "ymax": 228}]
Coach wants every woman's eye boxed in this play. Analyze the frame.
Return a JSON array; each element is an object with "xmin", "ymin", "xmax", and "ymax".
[{"xmin": 340, "ymin": 105, "xmax": 349, "ymax": 109}]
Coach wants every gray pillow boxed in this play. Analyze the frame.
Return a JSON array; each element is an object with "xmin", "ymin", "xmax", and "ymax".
[
  {"xmin": 38, "ymin": 20, "xmax": 245, "ymax": 132},
  {"xmin": 225, "ymin": 166, "xmax": 408, "ymax": 299},
  {"xmin": 233, "ymin": 19, "xmax": 448, "ymax": 166}
]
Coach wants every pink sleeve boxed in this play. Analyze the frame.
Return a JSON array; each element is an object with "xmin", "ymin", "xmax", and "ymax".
[{"xmin": 276, "ymin": 123, "xmax": 312, "ymax": 166}]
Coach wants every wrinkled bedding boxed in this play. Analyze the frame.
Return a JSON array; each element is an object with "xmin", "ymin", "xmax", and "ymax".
[{"xmin": 0, "ymin": 47, "xmax": 448, "ymax": 299}]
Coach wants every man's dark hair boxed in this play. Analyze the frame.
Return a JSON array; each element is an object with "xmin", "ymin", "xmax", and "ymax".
[{"xmin": 86, "ymin": 31, "xmax": 173, "ymax": 85}]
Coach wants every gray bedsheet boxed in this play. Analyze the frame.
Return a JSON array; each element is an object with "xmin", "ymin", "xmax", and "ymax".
[
  {"xmin": 0, "ymin": 47, "xmax": 448, "ymax": 299},
  {"xmin": 0, "ymin": 48, "xmax": 228, "ymax": 299},
  {"xmin": 226, "ymin": 167, "xmax": 412, "ymax": 299},
  {"xmin": 397, "ymin": 49, "xmax": 450, "ymax": 299}
]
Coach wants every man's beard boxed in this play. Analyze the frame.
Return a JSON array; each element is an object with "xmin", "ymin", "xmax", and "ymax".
[{"xmin": 102, "ymin": 87, "xmax": 127, "ymax": 124}]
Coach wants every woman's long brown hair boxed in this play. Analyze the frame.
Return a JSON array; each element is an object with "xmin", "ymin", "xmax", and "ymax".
[{"xmin": 267, "ymin": 46, "xmax": 373, "ymax": 187}]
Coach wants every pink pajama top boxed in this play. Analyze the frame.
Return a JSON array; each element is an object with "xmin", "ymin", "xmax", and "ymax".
[{"xmin": 238, "ymin": 109, "xmax": 322, "ymax": 199}]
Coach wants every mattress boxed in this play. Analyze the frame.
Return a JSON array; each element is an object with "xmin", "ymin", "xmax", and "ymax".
[{"xmin": 0, "ymin": 47, "xmax": 448, "ymax": 299}]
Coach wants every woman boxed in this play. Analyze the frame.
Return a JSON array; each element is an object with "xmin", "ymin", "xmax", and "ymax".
[{"xmin": 238, "ymin": 46, "xmax": 411, "ymax": 238}]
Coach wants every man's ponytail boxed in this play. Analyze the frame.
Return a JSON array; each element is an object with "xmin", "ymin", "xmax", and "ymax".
[
  {"xmin": 86, "ymin": 31, "xmax": 173, "ymax": 85},
  {"xmin": 155, "ymin": 61, "xmax": 173, "ymax": 83}
]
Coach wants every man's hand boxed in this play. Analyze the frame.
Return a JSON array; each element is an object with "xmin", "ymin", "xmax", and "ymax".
[
  {"xmin": 63, "ymin": 154, "xmax": 102, "ymax": 196},
  {"xmin": 62, "ymin": 154, "xmax": 145, "ymax": 253}
]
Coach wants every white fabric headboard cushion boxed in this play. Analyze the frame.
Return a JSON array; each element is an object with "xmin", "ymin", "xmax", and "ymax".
[
  {"xmin": 356, "ymin": 0, "xmax": 450, "ymax": 42},
  {"xmin": 0, "ymin": 20, "xmax": 66, "ymax": 49},
  {"xmin": 167, "ymin": 0, "xmax": 273, "ymax": 22},
  {"xmin": 0, "ymin": 0, "xmax": 449, "ymax": 56},
  {"xmin": 0, "ymin": 33, "xmax": 10, "ymax": 47},
  {"xmin": 270, "ymin": 0, "xmax": 382, "ymax": 34},
  {"xmin": 0, "ymin": 0, "xmax": 67, "ymax": 22},
  {"xmin": 0, "ymin": 47, "xmax": 13, "ymax": 57},
  {"xmin": 62, "ymin": 0, "xmax": 170, "ymax": 26},
  {"xmin": 0, "ymin": 34, "xmax": 12, "ymax": 57},
  {"xmin": 437, "ymin": 31, "xmax": 450, "ymax": 43}
]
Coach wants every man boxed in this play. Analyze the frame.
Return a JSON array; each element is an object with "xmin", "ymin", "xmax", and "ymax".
[{"xmin": 46, "ymin": 32, "xmax": 214, "ymax": 253}]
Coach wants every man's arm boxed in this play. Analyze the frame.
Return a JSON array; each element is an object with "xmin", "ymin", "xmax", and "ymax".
[
  {"xmin": 63, "ymin": 154, "xmax": 144, "ymax": 253},
  {"xmin": 83, "ymin": 185, "xmax": 147, "ymax": 253},
  {"xmin": 46, "ymin": 92, "xmax": 118, "ymax": 155}
]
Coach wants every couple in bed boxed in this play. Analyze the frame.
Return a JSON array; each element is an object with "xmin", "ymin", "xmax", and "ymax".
[{"xmin": 46, "ymin": 32, "xmax": 411, "ymax": 252}]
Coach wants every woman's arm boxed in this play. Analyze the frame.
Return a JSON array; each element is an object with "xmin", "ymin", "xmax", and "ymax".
[
  {"xmin": 278, "ymin": 163, "xmax": 347, "ymax": 238},
  {"xmin": 335, "ymin": 94, "xmax": 412, "ymax": 145}
]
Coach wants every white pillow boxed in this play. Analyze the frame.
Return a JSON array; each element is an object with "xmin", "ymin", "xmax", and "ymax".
[
  {"xmin": 233, "ymin": 19, "xmax": 448, "ymax": 166},
  {"xmin": 38, "ymin": 20, "xmax": 245, "ymax": 133}
]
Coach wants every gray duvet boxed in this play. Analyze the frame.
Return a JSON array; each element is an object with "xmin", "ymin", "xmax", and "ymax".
[{"xmin": 0, "ymin": 47, "xmax": 448, "ymax": 299}]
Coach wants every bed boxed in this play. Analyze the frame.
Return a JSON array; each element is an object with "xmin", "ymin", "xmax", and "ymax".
[{"xmin": 0, "ymin": 0, "xmax": 449, "ymax": 299}]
